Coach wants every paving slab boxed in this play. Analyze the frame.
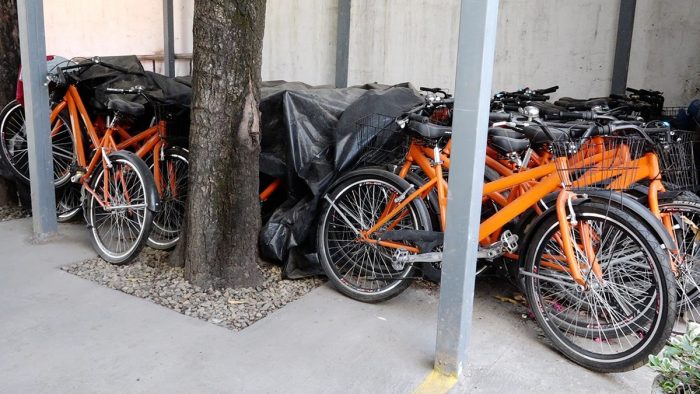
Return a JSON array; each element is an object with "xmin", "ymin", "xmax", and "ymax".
[{"xmin": 0, "ymin": 218, "xmax": 655, "ymax": 393}]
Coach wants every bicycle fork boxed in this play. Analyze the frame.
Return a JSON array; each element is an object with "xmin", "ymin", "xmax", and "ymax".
[{"xmin": 555, "ymin": 188, "xmax": 603, "ymax": 289}]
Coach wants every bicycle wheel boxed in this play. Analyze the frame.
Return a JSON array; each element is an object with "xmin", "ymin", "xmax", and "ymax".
[
  {"xmin": 147, "ymin": 147, "xmax": 188, "ymax": 250},
  {"xmin": 658, "ymin": 194, "xmax": 700, "ymax": 331},
  {"xmin": 56, "ymin": 184, "xmax": 82, "ymax": 222},
  {"xmin": 523, "ymin": 201, "xmax": 676, "ymax": 372},
  {"xmin": 86, "ymin": 151, "xmax": 156, "ymax": 264},
  {"xmin": 0, "ymin": 101, "xmax": 75, "ymax": 187},
  {"xmin": 317, "ymin": 168, "xmax": 432, "ymax": 302}
]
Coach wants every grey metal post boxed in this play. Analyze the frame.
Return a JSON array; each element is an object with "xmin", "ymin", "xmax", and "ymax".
[
  {"xmin": 16, "ymin": 0, "xmax": 58, "ymax": 237},
  {"xmin": 335, "ymin": 0, "xmax": 351, "ymax": 88},
  {"xmin": 611, "ymin": 0, "xmax": 636, "ymax": 95},
  {"xmin": 434, "ymin": 0, "xmax": 499, "ymax": 377},
  {"xmin": 163, "ymin": 0, "xmax": 175, "ymax": 77}
]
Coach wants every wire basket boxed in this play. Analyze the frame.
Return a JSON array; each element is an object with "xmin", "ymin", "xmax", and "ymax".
[
  {"xmin": 648, "ymin": 129, "xmax": 698, "ymax": 191},
  {"xmin": 550, "ymin": 136, "xmax": 647, "ymax": 192},
  {"xmin": 354, "ymin": 113, "xmax": 409, "ymax": 167},
  {"xmin": 661, "ymin": 106, "xmax": 685, "ymax": 120}
]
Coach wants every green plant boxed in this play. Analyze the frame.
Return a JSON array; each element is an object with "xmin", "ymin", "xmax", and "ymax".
[{"xmin": 649, "ymin": 322, "xmax": 700, "ymax": 393}]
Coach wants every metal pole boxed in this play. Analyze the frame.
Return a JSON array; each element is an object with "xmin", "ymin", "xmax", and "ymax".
[
  {"xmin": 434, "ymin": 0, "xmax": 499, "ymax": 377},
  {"xmin": 16, "ymin": 0, "xmax": 57, "ymax": 237},
  {"xmin": 163, "ymin": 0, "xmax": 175, "ymax": 77},
  {"xmin": 611, "ymin": 0, "xmax": 636, "ymax": 95},
  {"xmin": 335, "ymin": 0, "xmax": 351, "ymax": 88}
]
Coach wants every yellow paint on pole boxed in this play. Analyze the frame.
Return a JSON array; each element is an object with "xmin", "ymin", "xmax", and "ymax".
[{"xmin": 413, "ymin": 370, "xmax": 458, "ymax": 394}]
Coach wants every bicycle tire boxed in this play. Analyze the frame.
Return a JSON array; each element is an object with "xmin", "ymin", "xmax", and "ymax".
[
  {"xmin": 658, "ymin": 192, "xmax": 700, "ymax": 331},
  {"xmin": 147, "ymin": 147, "xmax": 189, "ymax": 250},
  {"xmin": 86, "ymin": 151, "xmax": 156, "ymax": 264},
  {"xmin": 0, "ymin": 101, "xmax": 75, "ymax": 187},
  {"xmin": 56, "ymin": 184, "xmax": 82, "ymax": 222},
  {"xmin": 317, "ymin": 168, "xmax": 432, "ymax": 303},
  {"xmin": 523, "ymin": 200, "xmax": 676, "ymax": 372}
]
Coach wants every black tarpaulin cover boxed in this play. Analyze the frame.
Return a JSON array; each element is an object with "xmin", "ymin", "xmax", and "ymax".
[{"xmin": 257, "ymin": 82, "xmax": 423, "ymax": 278}]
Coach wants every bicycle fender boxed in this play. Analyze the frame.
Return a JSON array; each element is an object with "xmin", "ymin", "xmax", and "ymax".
[
  {"xmin": 107, "ymin": 150, "xmax": 161, "ymax": 213},
  {"xmin": 325, "ymin": 167, "xmax": 400, "ymax": 195},
  {"xmin": 581, "ymin": 190, "xmax": 675, "ymax": 251},
  {"xmin": 517, "ymin": 190, "xmax": 675, "ymax": 270}
]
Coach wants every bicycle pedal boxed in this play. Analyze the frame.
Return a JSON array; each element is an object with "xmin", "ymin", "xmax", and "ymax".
[{"xmin": 500, "ymin": 230, "xmax": 519, "ymax": 253}]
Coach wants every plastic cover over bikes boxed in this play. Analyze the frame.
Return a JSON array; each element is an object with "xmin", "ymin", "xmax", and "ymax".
[{"xmin": 257, "ymin": 82, "xmax": 424, "ymax": 278}]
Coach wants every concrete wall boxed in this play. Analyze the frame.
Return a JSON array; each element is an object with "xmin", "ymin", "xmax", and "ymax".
[
  {"xmin": 628, "ymin": 0, "xmax": 700, "ymax": 105},
  {"xmin": 43, "ymin": 0, "xmax": 193, "ymax": 76},
  {"xmin": 261, "ymin": 0, "xmax": 338, "ymax": 85},
  {"xmin": 42, "ymin": 0, "xmax": 699, "ymax": 105}
]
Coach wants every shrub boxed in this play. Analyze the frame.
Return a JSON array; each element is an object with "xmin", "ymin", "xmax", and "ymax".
[{"xmin": 648, "ymin": 322, "xmax": 700, "ymax": 393}]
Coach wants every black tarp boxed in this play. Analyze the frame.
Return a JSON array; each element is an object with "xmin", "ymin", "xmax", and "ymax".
[
  {"xmin": 48, "ymin": 58, "xmax": 426, "ymax": 278},
  {"xmin": 257, "ymin": 82, "xmax": 423, "ymax": 278}
]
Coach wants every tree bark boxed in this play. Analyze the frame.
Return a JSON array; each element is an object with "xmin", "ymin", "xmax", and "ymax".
[
  {"xmin": 182, "ymin": 0, "xmax": 267, "ymax": 288},
  {"xmin": 0, "ymin": 0, "xmax": 20, "ymax": 206}
]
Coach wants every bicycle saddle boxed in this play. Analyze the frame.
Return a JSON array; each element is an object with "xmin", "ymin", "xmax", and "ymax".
[
  {"xmin": 489, "ymin": 127, "xmax": 526, "ymax": 139},
  {"xmin": 107, "ymin": 99, "xmax": 145, "ymax": 117},
  {"xmin": 520, "ymin": 125, "xmax": 569, "ymax": 145},
  {"xmin": 554, "ymin": 97, "xmax": 609, "ymax": 110},
  {"xmin": 408, "ymin": 120, "xmax": 452, "ymax": 139},
  {"xmin": 490, "ymin": 135, "xmax": 530, "ymax": 153}
]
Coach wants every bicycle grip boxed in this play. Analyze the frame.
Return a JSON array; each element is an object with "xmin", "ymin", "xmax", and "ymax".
[
  {"xmin": 407, "ymin": 114, "xmax": 428, "ymax": 123},
  {"xmin": 525, "ymin": 94, "xmax": 550, "ymax": 102},
  {"xmin": 536, "ymin": 86, "xmax": 559, "ymax": 94},
  {"xmin": 489, "ymin": 112, "xmax": 512, "ymax": 122},
  {"xmin": 559, "ymin": 111, "xmax": 595, "ymax": 120}
]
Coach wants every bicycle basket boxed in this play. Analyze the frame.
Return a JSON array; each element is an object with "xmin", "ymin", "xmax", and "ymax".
[
  {"xmin": 550, "ymin": 136, "xmax": 646, "ymax": 192},
  {"xmin": 649, "ymin": 129, "xmax": 698, "ymax": 191},
  {"xmin": 149, "ymin": 101, "xmax": 190, "ymax": 147},
  {"xmin": 354, "ymin": 113, "xmax": 409, "ymax": 167},
  {"xmin": 661, "ymin": 106, "xmax": 685, "ymax": 121}
]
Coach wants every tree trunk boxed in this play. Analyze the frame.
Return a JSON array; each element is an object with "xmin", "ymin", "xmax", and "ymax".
[
  {"xmin": 182, "ymin": 0, "xmax": 267, "ymax": 289},
  {"xmin": 0, "ymin": 0, "xmax": 20, "ymax": 206}
]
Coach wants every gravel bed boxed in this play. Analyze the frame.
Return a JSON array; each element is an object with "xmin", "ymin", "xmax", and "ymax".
[
  {"xmin": 0, "ymin": 205, "xmax": 30, "ymax": 222},
  {"xmin": 62, "ymin": 249, "xmax": 324, "ymax": 331}
]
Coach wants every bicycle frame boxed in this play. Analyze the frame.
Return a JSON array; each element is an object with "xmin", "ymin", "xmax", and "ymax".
[
  {"xmin": 52, "ymin": 84, "xmax": 180, "ymax": 203},
  {"xmin": 355, "ymin": 134, "xmax": 675, "ymax": 287}
]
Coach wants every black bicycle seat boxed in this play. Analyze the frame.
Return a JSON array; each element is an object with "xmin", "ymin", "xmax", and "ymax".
[
  {"xmin": 489, "ymin": 127, "xmax": 526, "ymax": 139},
  {"xmin": 107, "ymin": 99, "xmax": 145, "ymax": 117},
  {"xmin": 520, "ymin": 125, "xmax": 569, "ymax": 145},
  {"xmin": 554, "ymin": 97, "xmax": 609, "ymax": 110},
  {"xmin": 490, "ymin": 135, "xmax": 530, "ymax": 153},
  {"xmin": 408, "ymin": 120, "xmax": 452, "ymax": 139}
]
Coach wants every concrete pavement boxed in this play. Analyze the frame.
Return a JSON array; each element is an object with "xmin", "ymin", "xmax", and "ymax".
[{"xmin": 0, "ymin": 218, "xmax": 654, "ymax": 393}]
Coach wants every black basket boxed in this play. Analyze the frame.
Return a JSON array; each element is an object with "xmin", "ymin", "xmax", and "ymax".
[
  {"xmin": 354, "ymin": 113, "xmax": 409, "ymax": 167},
  {"xmin": 149, "ymin": 101, "xmax": 190, "ymax": 147},
  {"xmin": 550, "ymin": 136, "xmax": 647, "ymax": 192},
  {"xmin": 649, "ymin": 129, "xmax": 698, "ymax": 191}
]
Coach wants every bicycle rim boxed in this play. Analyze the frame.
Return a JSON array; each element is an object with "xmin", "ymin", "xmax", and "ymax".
[
  {"xmin": 660, "ymin": 202, "xmax": 700, "ymax": 331},
  {"xmin": 148, "ymin": 150, "xmax": 188, "ymax": 249},
  {"xmin": 88, "ymin": 158, "xmax": 150, "ymax": 261},
  {"xmin": 321, "ymin": 178, "xmax": 422, "ymax": 296},
  {"xmin": 526, "ymin": 209, "xmax": 669, "ymax": 368},
  {"xmin": 0, "ymin": 102, "xmax": 30, "ymax": 182}
]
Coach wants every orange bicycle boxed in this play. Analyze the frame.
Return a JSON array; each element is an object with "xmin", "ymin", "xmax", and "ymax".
[
  {"xmin": 316, "ymin": 112, "xmax": 678, "ymax": 372},
  {"xmin": 46, "ymin": 62, "xmax": 160, "ymax": 263}
]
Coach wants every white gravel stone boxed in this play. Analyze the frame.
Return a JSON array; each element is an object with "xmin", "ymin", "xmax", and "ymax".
[
  {"xmin": 62, "ymin": 249, "xmax": 324, "ymax": 331},
  {"xmin": 0, "ymin": 205, "xmax": 30, "ymax": 222}
]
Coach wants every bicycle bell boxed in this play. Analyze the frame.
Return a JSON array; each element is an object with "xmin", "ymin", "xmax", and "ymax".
[{"xmin": 521, "ymin": 105, "xmax": 540, "ymax": 121}]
